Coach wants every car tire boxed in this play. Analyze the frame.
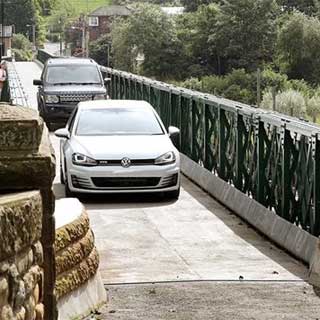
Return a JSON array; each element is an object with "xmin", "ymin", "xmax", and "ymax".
[
  {"xmin": 60, "ymin": 162, "xmax": 65, "ymax": 185},
  {"xmin": 64, "ymin": 163, "xmax": 75, "ymax": 197},
  {"xmin": 165, "ymin": 186, "xmax": 180, "ymax": 200}
]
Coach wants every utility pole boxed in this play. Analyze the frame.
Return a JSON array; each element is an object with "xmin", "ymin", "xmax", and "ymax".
[
  {"xmin": 257, "ymin": 68, "xmax": 261, "ymax": 108},
  {"xmin": 1, "ymin": 0, "xmax": 4, "ymax": 58}
]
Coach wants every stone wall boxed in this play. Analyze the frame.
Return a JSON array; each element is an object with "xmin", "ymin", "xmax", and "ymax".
[
  {"xmin": 0, "ymin": 105, "xmax": 56, "ymax": 320},
  {"xmin": 0, "ymin": 192, "xmax": 44, "ymax": 320}
]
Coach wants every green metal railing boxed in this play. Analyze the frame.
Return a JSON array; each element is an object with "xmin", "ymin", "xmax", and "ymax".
[
  {"xmin": 36, "ymin": 50, "xmax": 320, "ymax": 236},
  {"xmin": 105, "ymin": 67, "xmax": 320, "ymax": 237}
]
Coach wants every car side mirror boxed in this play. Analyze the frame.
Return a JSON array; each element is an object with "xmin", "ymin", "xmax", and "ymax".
[
  {"xmin": 168, "ymin": 126, "xmax": 180, "ymax": 138},
  {"xmin": 55, "ymin": 128, "xmax": 70, "ymax": 139},
  {"xmin": 33, "ymin": 79, "xmax": 42, "ymax": 86}
]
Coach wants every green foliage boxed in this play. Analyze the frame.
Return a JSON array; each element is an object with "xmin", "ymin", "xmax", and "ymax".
[
  {"xmin": 261, "ymin": 88, "xmax": 307, "ymax": 117},
  {"xmin": 111, "ymin": 3, "xmax": 186, "ymax": 79},
  {"xmin": 276, "ymin": 11, "xmax": 320, "ymax": 84},
  {"xmin": 89, "ymin": 34, "xmax": 112, "ymax": 66},
  {"xmin": 276, "ymin": 0, "xmax": 319, "ymax": 15},
  {"xmin": 11, "ymin": 34, "xmax": 33, "ymax": 61},
  {"xmin": 177, "ymin": 69, "xmax": 257, "ymax": 104},
  {"xmin": 211, "ymin": 0, "xmax": 279, "ymax": 73},
  {"xmin": 176, "ymin": 4, "xmax": 220, "ymax": 76},
  {"xmin": 180, "ymin": 0, "xmax": 223, "ymax": 12},
  {"xmin": 68, "ymin": 0, "xmax": 111, "ymax": 14}
]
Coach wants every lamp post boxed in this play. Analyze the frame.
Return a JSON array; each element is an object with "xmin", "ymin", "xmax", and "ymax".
[
  {"xmin": 26, "ymin": 24, "xmax": 36, "ymax": 52},
  {"xmin": 1, "ymin": 0, "xmax": 4, "ymax": 58}
]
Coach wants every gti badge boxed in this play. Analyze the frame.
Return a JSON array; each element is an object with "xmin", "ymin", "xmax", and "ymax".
[{"xmin": 121, "ymin": 157, "xmax": 131, "ymax": 168}]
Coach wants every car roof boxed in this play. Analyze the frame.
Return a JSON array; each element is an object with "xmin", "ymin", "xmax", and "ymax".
[
  {"xmin": 46, "ymin": 57, "xmax": 98, "ymax": 66},
  {"xmin": 77, "ymin": 100, "xmax": 155, "ymax": 110}
]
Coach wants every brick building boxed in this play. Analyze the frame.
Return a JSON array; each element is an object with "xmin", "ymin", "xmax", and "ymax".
[{"xmin": 88, "ymin": 5, "xmax": 131, "ymax": 42}]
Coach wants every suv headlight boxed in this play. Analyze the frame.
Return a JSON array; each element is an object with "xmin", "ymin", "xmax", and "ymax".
[
  {"xmin": 154, "ymin": 152, "xmax": 176, "ymax": 165},
  {"xmin": 72, "ymin": 153, "xmax": 97, "ymax": 166},
  {"xmin": 93, "ymin": 94, "xmax": 106, "ymax": 100},
  {"xmin": 45, "ymin": 95, "xmax": 59, "ymax": 103}
]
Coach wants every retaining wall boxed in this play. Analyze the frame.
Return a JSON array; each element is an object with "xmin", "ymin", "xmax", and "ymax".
[{"xmin": 0, "ymin": 104, "xmax": 56, "ymax": 320}]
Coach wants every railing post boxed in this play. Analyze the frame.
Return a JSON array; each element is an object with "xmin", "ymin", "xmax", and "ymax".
[
  {"xmin": 256, "ymin": 119, "xmax": 265, "ymax": 204},
  {"xmin": 312, "ymin": 134, "xmax": 320, "ymax": 236},
  {"xmin": 235, "ymin": 111, "xmax": 243, "ymax": 190},
  {"xmin": 281, "ymin": 125, "xmax": 291, "ymax": 220},
  {"xmin": 218, "ymin": 106, "xmax": 227, "ymax": 181}
]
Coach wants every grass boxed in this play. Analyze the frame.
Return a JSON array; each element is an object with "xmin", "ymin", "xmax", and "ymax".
[{"xmin": 68, "ymin": 0, "xmax": 112, "ymax": 14}]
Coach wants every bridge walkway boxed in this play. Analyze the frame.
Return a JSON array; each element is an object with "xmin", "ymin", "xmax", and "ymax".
[{"xmin": 12, "ymin": 61, "xmax": 320, "ymax": 319}]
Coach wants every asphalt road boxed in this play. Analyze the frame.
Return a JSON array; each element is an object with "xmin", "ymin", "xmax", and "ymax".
[{"xmin": 14, "ymin": 61, "xmax": 320, "ymax": 319}]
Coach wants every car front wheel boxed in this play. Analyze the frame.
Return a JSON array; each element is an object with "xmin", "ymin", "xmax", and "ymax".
[{"xmin": 165, "ymin": 186, "xmax": 180, "ymax": 200}]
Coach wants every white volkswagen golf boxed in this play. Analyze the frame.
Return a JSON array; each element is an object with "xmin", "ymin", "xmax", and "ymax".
[{"xmin": 55, "ymin": 100, "xmax": 181, "ymax": 199}]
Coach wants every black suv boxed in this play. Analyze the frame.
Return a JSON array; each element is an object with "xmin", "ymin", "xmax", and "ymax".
[{"xmin": 33, "ymin": 57, "xmax": 107, "ymax": 130}]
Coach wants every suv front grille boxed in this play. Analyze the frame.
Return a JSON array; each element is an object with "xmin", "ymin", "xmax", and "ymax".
[{"xmin": 60, "ymin": 94, "xmax": 93, "ymax": 103}]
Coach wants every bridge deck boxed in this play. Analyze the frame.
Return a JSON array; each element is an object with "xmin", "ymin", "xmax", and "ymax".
[{"xmin": 12, "ymin": 61, "xmax": 320, "ymax": 318}]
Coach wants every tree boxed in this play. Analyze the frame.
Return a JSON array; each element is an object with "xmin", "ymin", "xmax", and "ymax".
[
  {"xmin": 111, "ymin": 3, "xmax": 186, "ymax": 79},
  {"xmin": 276, "ymin": 0, "xmax": 319, "ymax": 15},
  {"xmin": 11, "ymin": 33, "xmax": 33, "ymax": 61},
  {"xmin": 261, "ymin": 89, "xmax": 306, "ymax": 117},
  {"xmin": 276, "ymin": 11, "xmax": 320, "ymax": 84},
  {"xmin": 89, "ymin": 34, "xmax": 112, "ymax": 67},
  {"xmin": 176, "ymin": 4, "xmax": 220, "ymax": 76},
  {"xmin": 180, "ymin": 0, "xmax": 223, "ymax": 12},
  {"xmin": 211, "ymin": 0, "xmax": 279, "ymax": 73}
]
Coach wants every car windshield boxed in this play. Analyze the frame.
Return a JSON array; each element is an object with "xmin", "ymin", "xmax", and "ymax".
[
  {"xmin": 76, "ymin": 107, "xmax": 164, "ymax": 136},
  {"xmin": 45, "ymin": 65, "xmax": 101, "ymax": 84}
]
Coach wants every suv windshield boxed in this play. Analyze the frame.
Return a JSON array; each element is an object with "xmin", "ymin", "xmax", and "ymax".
[
  {"xmin": 45, "ymin": 65, "xmax": 101, "ymax": 85},
  {"xmin": 76, "ymin": 108, "xmax": 164, "ymax": 136}
]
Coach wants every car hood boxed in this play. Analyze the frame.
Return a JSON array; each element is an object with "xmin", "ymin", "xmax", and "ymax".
[
  {"xmin": 71, "ymin": 135, "xmax": 177, "ymax": 159},
  {"xmin": 44, "ymin": 84, "xmax": 106, "ymax": 95}
]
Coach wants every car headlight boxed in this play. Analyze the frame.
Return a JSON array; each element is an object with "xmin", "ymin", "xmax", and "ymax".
[
  {"xmin": 93, "ymin": 94, "xmax": 106, "ymax": 100},
  {"xmin": 154, "ymin": 151, "xmax": 176, "ymax": 165},
  {"xmin": 45, "ymin": 95, "xmax": 59, "ymax": 103},
  {"xmin": 72, "ymin": 153, "xmax": 97, "ymax": 166}
]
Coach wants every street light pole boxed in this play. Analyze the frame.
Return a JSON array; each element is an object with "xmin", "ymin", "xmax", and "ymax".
[{"xmin": 1, "ymin": 0, "xmax": 4, "ymax": 58}]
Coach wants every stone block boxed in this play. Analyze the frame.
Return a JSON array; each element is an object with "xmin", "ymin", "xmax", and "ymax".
[
  {"xmin": 15, "ymin": 248, "xmax": 33, "ymax": 275},
  {"xmin": 55, "ymin": 230, "xmax": 95, "ymax": 275},
  {"xmin": 0, "ymin": 105, "xmax": 43, "ymax": 153},
  {"xmin": 0, "ymin": 126, "xmax": 55, "ymax": 190},
  {"xmin": 35, "ymin": 303, "xmax": 44, "ymax": 320},
  {"xmin": 55, "ymin": 210, "xmax": 90, "ymax": 253},
  {"xmin": 32, "ymin": 242, "xmax": 43, "ymax": 267},
  {"xmin": 1, "ymin": 305, "xmax": 14, "ymax": 320},
  {"xmin": 0, "ymin": 276, "xmax": 9, "ymax": 308},
  {"xmin": 15, "ymin": 306, "xmax": 26, "ymax": 320},
  {"xmin": 0, "ymin": 191, "xmax": 42, "ymax": 261},
  {"xmin": 24, "ymin": 295, "xmax": 35, "ymax": 320},
  {"xmin": 23, "ymin": 266, "xmax": 41, "ymax": 298},
  {"xmin": 55, "ymin": 247, "xmax": 100, "ymax": 299}
]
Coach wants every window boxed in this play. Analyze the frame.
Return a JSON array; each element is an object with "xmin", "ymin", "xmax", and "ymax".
[
  {"xmin": 88, "ymin": 16, "xmax": 99, "ymax": 27},
  {"xmin": 45, "ymin": 65, "xmax": 102, "ymax": 85},
  {"xmin": 76, "ymin": 108, "xmax": 164, "ymax": 136}
]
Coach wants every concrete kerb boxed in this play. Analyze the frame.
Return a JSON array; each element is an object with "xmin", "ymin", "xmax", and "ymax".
[{"xmin": 180, "ymin": 153, "xmax": 320, "ymax": 285}]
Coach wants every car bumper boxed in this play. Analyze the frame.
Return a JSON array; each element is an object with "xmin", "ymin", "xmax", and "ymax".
[{"xmin": 67, "ymin": 163, "xmax": 181, "ymax": 194}]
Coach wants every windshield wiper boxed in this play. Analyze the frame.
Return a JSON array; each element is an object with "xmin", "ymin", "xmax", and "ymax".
[
  {"xmin": 52, "ymin": 82, "xmax": 76, "ymax": 86},
  {"xmin": 78, "ymin": 82, "xmax": 101, "ymax": 85}
]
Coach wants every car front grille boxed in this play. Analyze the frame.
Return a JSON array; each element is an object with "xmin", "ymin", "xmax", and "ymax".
[
  {"xmin": 97, "ymin": 159, "xmax": 155, "ymax": 166},
  {"xmin": 91, "ymin": 177, "xmax": 161, "ymax": 189},
  {"xmin": 71, "ymin": 175, "xmax": 92, "ymax": 189},
  {"xmin": 159, "ymin": 174, "xmax": 178, "ymax": 188},
  {"xmin": 59, "ymin": 94, "xmax": 93, "ymax": 103}
]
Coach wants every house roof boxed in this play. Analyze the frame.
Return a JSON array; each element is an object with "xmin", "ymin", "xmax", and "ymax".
[{"xmin": 89, "ymin": 5, "xmax": 131, "ymax": 17}]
